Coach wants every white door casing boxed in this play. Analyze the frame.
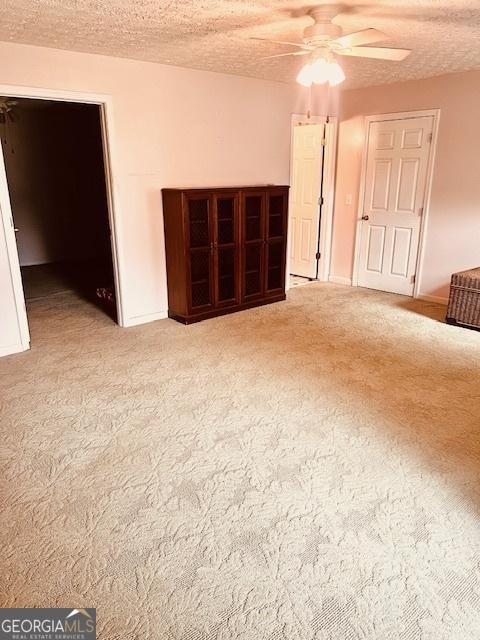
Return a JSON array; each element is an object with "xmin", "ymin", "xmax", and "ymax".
[
  {"xmin": 0, "ymin": 145, "xmax": 30, "ymax": 357},
  {"xmin": 0, "ymin": 84, "xmax": 126, "ymax": 359},
  {"xmin": 356, "ymin": 115, "xmax": 435, "ymax": 296},
  {"xmin": 289, "ymin": 121, "xmax": 325, "ymax": 278}
]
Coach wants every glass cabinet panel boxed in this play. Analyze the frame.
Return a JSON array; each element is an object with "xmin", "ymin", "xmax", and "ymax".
[
  {"xmin": 217, "ymin": 247, "xmax": 236, "ymax": 303},
  {"xmin": 214, "ymin": 195, "xmax": 239, "ymax": 305},
  {"xmin": 216, "ymin": 197, "xmax": 235, "ymax": 245},
  {"xmin": 245, "ymin": 243, "xmax": 263, "ymax": 297},
  {"xmin": 266, "ymin": 240, "xmax": 283, "ymax": 292},
  {"xmin": 190, "ymin": 249, "xmax": 212, "ymax": 308},
  {"xmin": 187, "ymin": 197, "xmax": 210, "ymax": 248},
  {"xmin": 267, "ymin": 194, "xmax": 285, "ymax": 239},
  {"xmin": 244, "ymin": 195, "xmax": 263, "ymax": 241}
]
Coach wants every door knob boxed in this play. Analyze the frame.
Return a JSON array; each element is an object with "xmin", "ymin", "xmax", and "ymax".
[{"xmin": 361, "ymin": 215, "xmax": 369, "ymax": 221}]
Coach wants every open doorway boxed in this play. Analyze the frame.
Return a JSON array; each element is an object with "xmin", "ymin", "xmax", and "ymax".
[
  {"xmin": 287, "ymin": 114, "xmax": 337, "ymax": 290},
  {"xmin": 0, "ymin": 96, "xmax": 117, "ymax": 328}
]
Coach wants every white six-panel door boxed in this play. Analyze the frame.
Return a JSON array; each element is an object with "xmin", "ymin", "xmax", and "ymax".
[
  {"xmin": 289, "ymin": 122, "xmax": 325, "ymax": 278},
  {"xmin": 357, "ymin": 116, "xmax": 434, "ymax": 296}
]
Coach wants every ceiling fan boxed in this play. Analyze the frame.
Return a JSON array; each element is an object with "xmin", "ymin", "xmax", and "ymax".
[
  {"xmin": 0, "ymin": 98, "xmax": 18, "ymax": 124},
  {"xmin": 252, "ymin": 4, "xmax": 411, "ymax": 87}
]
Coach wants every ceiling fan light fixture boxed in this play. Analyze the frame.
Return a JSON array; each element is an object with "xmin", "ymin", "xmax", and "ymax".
[
  {"xmin": 296, "ymin": 63, "xmax": 315, "ymax": 87},
  {"xmin": 310, "ymin": 57, "xmax": 330, "ymax": 85},
  {"xmin": 296, "ymin": 57, "xmax": 345, "ymax": 88},
  {"xmin": 326, "ymin": 60, "xmax": 346, "ymax": 86},
  {"xmin": 255, "ymin": 6, "xmax": 411, "ymax": 85}
]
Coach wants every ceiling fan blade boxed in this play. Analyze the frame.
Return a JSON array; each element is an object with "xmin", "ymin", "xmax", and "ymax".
[
  {"xmin": 333, "ymin": 28, "xmax": 387, "ymax": 48},
  {"xmin": 261, "ymin": 51, "xmax": 310, "ymax": 60},
  {"xmin": 336, "ymin": 46, "xmax": 411, "ymax": 61},
  {"xmin": 250, "ymin": 37, "xmax": 313, "ymax": 50}
]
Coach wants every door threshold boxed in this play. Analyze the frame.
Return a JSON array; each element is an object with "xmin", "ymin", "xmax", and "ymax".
[{"xmin": 290, "ymin": 275, "xmax": 317, "ymax": 287}]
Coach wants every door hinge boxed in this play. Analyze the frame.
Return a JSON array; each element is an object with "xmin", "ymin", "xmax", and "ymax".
[
  {"xmin": 427, "ymin": 132, "xmax": 433, "ymax": 143},
  {"xmin": 321, "ymin": 138, "xmax": 327, "ymax": 146},
  {"xmin": 418, "ymin": 207, "xmax": 424, "ymax": 216},
  {"xmin": 411, "ymin": 274, "xmax": 416, "ymax": 284},
  {"xmin": 318, "ymin": 196, "xmax": 324, "ymax": 205},
  {"xmin": 316, "ymin": 251, "xmax": 321, "ymax": 260}
]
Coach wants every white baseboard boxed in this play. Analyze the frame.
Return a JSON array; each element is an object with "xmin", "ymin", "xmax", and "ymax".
[
  {"xmin": 329, "ymin": 275, "xmax": 352, "ymax": 286},
  {"xmin": 122, "ymin": 310, "xmax": 168, "ymax": 327},
  {"xmin": 416, "ymin": 294, "xmax": 448, "ymax": 306}
]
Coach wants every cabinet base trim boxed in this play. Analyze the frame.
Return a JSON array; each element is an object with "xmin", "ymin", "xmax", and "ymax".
[{"xmin": 169, "ymin": 294, "xmax": 286, "ymax": 324}]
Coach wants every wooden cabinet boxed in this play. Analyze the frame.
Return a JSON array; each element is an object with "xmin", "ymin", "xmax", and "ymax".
[{"xmin": 162, "ymin": 186, "xmax": 288, "ymax": 324}]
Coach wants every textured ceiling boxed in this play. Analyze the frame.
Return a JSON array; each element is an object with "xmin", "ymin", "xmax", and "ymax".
[{"xmin": 1, "ymin": 1, "xmax": 480, "ymax": 89}]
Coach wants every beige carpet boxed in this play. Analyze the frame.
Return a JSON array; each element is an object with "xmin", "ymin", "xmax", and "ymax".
[{"xmin": 1, "ymin": 284, "xmax": 480, "ymax": 639}]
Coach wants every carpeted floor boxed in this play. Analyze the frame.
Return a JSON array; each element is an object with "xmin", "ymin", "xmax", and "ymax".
[
  {"xmin": 1, "ymin": 283, "xmax": 480, "ymax": 639},
  {"xmin": 21, "ymin": 261, "xmax": 117, "ymax": 321}
]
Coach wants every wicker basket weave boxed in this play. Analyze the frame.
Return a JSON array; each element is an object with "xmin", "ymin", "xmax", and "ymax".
[{"xmin": 446, "ymin": 267, "xmax": 480, "ymax": 330}]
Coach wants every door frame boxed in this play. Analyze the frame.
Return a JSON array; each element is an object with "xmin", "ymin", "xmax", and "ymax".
[
  {"xmin": 0, "ymin": 141, "xmax": 30, "ymax": 355},
  {"xmin": 0, "ymin": 83, "xmax": 126, "ymax": 345},
  {"xmin": 286, "ymin": 113, "xmax": 338, "ymax": 290},
  {"xmin": 352, "ymin": 108, "xmax": 441, "ymax": 298}
]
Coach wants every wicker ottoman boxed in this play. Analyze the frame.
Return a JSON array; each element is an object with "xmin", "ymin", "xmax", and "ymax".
[{"xmin": 446, "ymin": 267, "xmax": 480, "ymax": 331}]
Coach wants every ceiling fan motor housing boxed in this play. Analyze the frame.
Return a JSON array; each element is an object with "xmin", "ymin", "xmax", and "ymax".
[{"xmin": 303, "ymin": 4, "xmax": 342, "ymax": 45}]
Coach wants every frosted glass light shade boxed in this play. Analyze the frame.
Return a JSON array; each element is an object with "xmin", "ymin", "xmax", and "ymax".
[
  {"xmin": 327, "ymin": 61, "xmax": 346, "ymax": 86},
  {"xmin": 310, "ymin": 58, "xmax": 330, "ymax": 84},
  {"xmin": 296, "ymin": 58, "xmax": 346, "ymax": 87},
  {"xmin": 296, "ymin": 63, "xmax": 314, "ymax": 87}
]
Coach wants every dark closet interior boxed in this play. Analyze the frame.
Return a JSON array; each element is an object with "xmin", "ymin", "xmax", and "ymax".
[{"xmin": 0, "ymin": 97, "xmax": 116, "ymax": 321}]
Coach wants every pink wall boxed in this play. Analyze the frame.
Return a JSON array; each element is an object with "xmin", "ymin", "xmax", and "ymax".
[
  {"xmin": 331, "ymin": 70, "xmax": 480, "ymax": 301},
  {"xmin": 2, "ymin": 38, "xmax": 477, "ymax": 342},
  {"xmin": 0, "ymin": 42, "xmax": 296, "ymax": 327}
]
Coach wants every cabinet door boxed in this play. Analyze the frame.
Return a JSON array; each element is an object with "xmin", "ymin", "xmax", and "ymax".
[
  {"xmin": 265, "ymin": 190, "xmax": 288, "ymax": 294},
  {"xmin": 185, "ymin": 194, "xmax": 214, "ymax": 312},
  {"xmin": 213, "ymin": 194, "xmax": 240, "ymax": 308},
  {"xmin": 241, "ymin": 192, "xmax": 266, "ymax": 301}
]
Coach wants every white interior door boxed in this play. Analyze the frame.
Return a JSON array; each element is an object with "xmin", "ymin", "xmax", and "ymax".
[
  {"xmin": 0, "ymin": 144, "xmax": 30, "ymax": 357},
  {"xmin": 289, "ymin": 121, "xmax": 325, "ymax": 278},
  {"xmin": 357, "ymin": 115, "xmax": 434, "ymax": 296}
]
